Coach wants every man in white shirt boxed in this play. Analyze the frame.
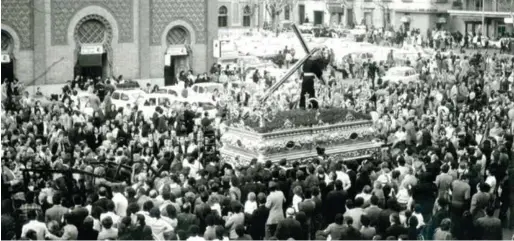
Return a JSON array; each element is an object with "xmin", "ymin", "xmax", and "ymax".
[
  {"xmin": 21, "ymin": 210, "xmax": 48, "ymax": 240},
  {"xmin": 112, "ymin": 186, "xmax": 128, "ymax": 217},
  {"xmin": 335, "ymin": 163, "xmax": 351, "ymax": 191},
  {"xmin": 149, "ymin": 207, "xmax": 173, "ymax": 241},
  {"xmin": 100, "ymin": 200, "xmax": 121, "ymax": 226}
]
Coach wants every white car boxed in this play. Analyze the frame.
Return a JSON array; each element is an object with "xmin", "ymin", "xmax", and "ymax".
[
  {"xmin": 176, "ymin": 97, "xmax": 218, "ymax": 119},
  {"xmin": 191, "ymin": 83, "xmax": 224, "ymax": 98},
  {"xmin": 153, "ymin": 86, "xmax": 190, "ymax": 98},
  {"xmin": 138, "ymin": 93, "xmax": 182, "ymax": 119},
  {"xmin": 489, "ymin": 38, "xmax": 514, "ymax": 49},
  {"xmin": 350, "ymin": 25, "xmax": 367, "ymax": 36},
  {"xmin": 110, "ymin": 89, "xmax": 146, "ymax": 110},
  {"xmin": 382, "ymin": 66, "xmax": 419, "ymax": 84}
]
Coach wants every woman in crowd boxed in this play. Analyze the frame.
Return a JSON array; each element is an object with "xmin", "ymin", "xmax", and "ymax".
[{"xmin": 1, "ymin": 32, "xmax": 513, "ymax": 241}]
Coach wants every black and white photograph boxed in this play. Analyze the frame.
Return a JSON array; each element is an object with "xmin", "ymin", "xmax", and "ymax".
[{"xmin": 1, "ymin": 0, "xmax": 514, "ymax": 240}]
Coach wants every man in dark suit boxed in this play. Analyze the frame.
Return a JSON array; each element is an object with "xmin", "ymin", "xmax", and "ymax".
[
  {"xmin": 71, "ymin": 195, "xmax": 89, "ymax": 227},
  {"xmin": 236, "ymin": 86, "xmax": 250, "ymax": 107},
  {"xmin": 385, "ymin": 213, "xmax": 408, "ymax": 239},
  {"xmin": 364, "ymin": 195, "xmax": 382, "ymax": 227},
  {"xmin": 325, "ymin": 180, "xmax": 348, "ymax": 225},
  {"xmin": 275, "ymin": 208, "xmax": 302, "ymax": 240},
  {"xmin": 93, "ymin": 187, "xmax": 110, "ymax": 211},
  {"xmin": 475, "ymin": 207, "xmax": 503, "ymax": 240},
  {"xmin": 250, "ymin": 193, "xmax": 269, "ymax": 240},
  {"xmin": 377, "ymin": 198, "xmax": 398, "ymax": 236},
  {"xmin": 299, "ymin": 189, "xmax": 316, "ymax": 240},
  {"xmin": 45, "ymin": 194, "xmax": 69, "ymax": 225}
]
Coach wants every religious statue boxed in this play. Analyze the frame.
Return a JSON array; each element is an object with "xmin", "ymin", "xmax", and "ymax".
[{"xmin": 300, "ymin": 47, "xmax": 332, "ymax": 109}]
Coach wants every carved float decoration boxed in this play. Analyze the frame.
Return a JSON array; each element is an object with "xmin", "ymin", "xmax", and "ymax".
[{"xmin": 221, "ymin": 109, "xmax": 383, "ymax": 168}]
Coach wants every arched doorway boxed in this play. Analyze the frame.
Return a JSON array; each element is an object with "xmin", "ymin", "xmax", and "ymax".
[
  {"xmin": 164, "ymin": 26, "xmax": 191, "ymax": 86},
  {"xmin": 74, "ymin": 15, "xmax": 113, "ymax": 82},
  {"xmin": 1, "ymin": 30, "xmax": 14, "ymax": 83}
]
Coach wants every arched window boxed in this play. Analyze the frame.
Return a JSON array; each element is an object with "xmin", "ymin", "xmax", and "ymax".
[
  {"xmin": 243, "ymin": 6, "xmax": 252, "ymax": 27},
  {"xmin": 218, "ymin": 6, "xmax": 228, "ymax": 27},
  {"xmin": 77, "ymin": 19, "xmax": 106, "ymax": 44},
  {"xmin": 1, "ymin": 31, "xmax": 13, "ymax": 52},
  {"xmin": 167, "ymin": 26, "xmax": 190, "ymax": 45},
  {"xmin": 284, "ymin": 5, "xmax": 291, "ymax": 20}
]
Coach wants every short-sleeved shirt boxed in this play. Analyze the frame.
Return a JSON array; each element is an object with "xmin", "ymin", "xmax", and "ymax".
[
  {"xmin": 325, "ymin": 223, "xmax": 347, "ymax": 240},
  {"xmin": 451, "ymin": 180, "xmax": 470, "ymax": 207}
]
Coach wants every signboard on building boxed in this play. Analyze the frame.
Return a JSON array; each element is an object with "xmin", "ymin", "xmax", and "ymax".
[
  {"xmin": 394, "ymin": 8, "xmax": 444, "ymax": 13},
  {"xmin": 80, "ymin": 45, "xmax": 104, "ymax": 55},
  {"xmin": 213, "ymin": 40, "xmax": 220, "ymax": 58},
  {"xmin": 1, "ymin": 54, "xmax": 10, "ymax": 63},
  {"xmin": 166, "ymin": 46, "xmax": 188, "ymax": 56}
]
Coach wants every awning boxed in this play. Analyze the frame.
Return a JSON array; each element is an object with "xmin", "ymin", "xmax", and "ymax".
[
  {"xmin": 1, "ymin": 53, "xmax": 11, "ymax": 63},
  {"xmin": 166, "ymin": 45, "xmax": 188, "ymax": 56},
  {"xmin": 328, "ymin": 5, "xmax": 344, "ymax": 13},
  {"xmin": 448, "ymin": 10, "xmax": 511, "ymax": 18},
  {"xmin": 78, "ymin": 54, "xmax": 103, "ymax": 67},
  {"xmin": 401, "ymin": 16, "xmax": 411, "ymax": 23}
]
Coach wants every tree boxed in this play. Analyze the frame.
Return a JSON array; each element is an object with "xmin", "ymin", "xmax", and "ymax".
[{"xmin": 265, "ymin": 0, "xmax": 297, "ymax": 32}]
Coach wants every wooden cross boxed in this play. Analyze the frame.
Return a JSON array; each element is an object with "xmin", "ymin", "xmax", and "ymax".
[{"xmin": 260, "ymin": 24, "xmax": 320, "ymax": 103}]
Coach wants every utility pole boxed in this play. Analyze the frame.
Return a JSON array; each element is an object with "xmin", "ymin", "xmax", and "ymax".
[{"xmin": 482, "ymin": 0, "xmax": 485, "ymax": 35}]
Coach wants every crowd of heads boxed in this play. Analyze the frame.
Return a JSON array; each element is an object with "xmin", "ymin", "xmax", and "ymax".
[{"xmin": 1, "ymin": 29, "xmax": 514, "ymax": 241}]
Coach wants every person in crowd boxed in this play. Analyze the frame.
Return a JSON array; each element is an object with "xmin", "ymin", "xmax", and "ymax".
[
  {"xmin": 1, "ymin": 28, "xmax": 514, "ymax": 241},
  {"xmin": 21, "ymin": 210, "xmax": 47, "ymax": 240},
  {"xmin": 475, "ymin": 206, "xmax": 503, "ymax": 240},
  {"xmin": 275, "ymin": 208, "xmax": 302, "ymax": 240},
  {"xmin": 45, "ymin": 213, "xmax": 78, "ymax": 240}
]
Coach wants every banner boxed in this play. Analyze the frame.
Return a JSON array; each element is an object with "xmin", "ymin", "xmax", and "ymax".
[
  {"xmin": 1, "ymin": 54, "xmax": 11, "ymax": 63},
  {"xmin": 166, "ymin": 46, "xmax": 188, "ymax": 56},
  {"xmin": 80, "ymin": 45, "xmax": 104, "ymax": 55},
  {"xmin": 213, "ymin": 40, "xmax": 220, "ymax": 58}
]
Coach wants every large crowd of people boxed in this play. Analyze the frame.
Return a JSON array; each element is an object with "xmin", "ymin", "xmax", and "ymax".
[{"xmin": 1, "ymin": 26, "xmax": 514, "ymax": 241}]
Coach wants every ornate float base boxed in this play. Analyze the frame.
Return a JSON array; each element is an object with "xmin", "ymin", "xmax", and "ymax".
[{"xmin": 220, "ymin": 120, "xmax": 383, "ymax": 167}]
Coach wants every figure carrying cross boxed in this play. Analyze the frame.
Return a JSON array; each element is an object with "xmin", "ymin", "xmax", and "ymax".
[{"xmin": 260, "ymin": 24, "xmax": 332, "ymax": 110}]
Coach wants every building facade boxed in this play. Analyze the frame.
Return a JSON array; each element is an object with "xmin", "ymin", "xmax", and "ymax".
[
  {"xmin": 448, "ymin": 0, "xmax": 513, "ymax": 37},
  {"xmin": 1, "ymin": 0, "xmax": 218, "ymax": 85}
]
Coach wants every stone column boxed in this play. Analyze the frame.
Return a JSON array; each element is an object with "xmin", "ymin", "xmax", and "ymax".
[
  {"xmin": 205, "ymin": 0, "xmax": 218, "ymax": 71},
  {"xmin": 139, "ymin": 0, "xmax": 150, "ymax": 79},
  {"xmin": 33, "ymin": 0, "xmax": 47, "ymax": 84}
]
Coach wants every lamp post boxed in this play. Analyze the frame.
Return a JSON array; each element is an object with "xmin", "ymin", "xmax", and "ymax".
[{"xmin": 481, "ymin": 0, "xmax": 485, "ymax": 35}]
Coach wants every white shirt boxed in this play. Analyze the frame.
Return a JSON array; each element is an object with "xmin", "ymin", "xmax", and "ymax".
[
  {"xmin": 336, "ymin": 171, "xmax": 352, "ymax": 190},
  {"xmin": 150, "ymin": 218, "xmax": 173, "ymax": 241},
  {"xmin": 244, "ymin": 200, "xmax": 257, "ymax": 215},
  {"xmin": 100, "ymin": 211, "xmax": 121, "ymax": 226},
  {"xmin": 112, "ymin": 192, "xmax": 128, "ymax": 217},
  {"xmin": 187, "ymin": 236, "xmax": 206, "ymax": 241},
  {"xmin": 21, "ymin": 220, "xmax": 48, "ymax": 240}
]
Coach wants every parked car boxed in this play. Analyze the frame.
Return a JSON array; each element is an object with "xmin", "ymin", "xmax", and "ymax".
[
  {"xmin": 489, "ymin": 37, "xmax": 514, "ymax": 49},
  {"xmin": 138, "ymin": 93, "xmax": 182, "ymax": 119},
  {"xmin": 382, "ymin": 66, "xmax": 420, "ymax": 84},
  {"xmin": 110, "ymin": 89, "xmax": 146, "ymax": 110},
  {"xmin": 191, "ymin": 83, "xmax": 224, "ymax": 98}
]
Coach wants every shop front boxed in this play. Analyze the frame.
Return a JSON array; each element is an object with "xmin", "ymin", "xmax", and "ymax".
[
  {"xmin": 164, "ymin": 45, "xmax": 190, "ymax": 86},
  {"xmin": 328, "ymin": 3, "xmax": 344, "ymax": 26},
  {"xmin": 76, "ymin": 44, "xmax": 108, "ymax": 80},
  {"xmin": 448, "ymin": 10, "xmax": 511, "ymax": 37}
]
